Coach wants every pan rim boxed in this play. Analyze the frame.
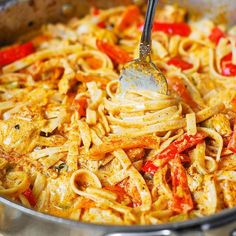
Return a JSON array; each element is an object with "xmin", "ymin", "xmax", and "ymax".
[{"xmin": 0, "ymin": 195, "xmax": 236, "ymax": 232}]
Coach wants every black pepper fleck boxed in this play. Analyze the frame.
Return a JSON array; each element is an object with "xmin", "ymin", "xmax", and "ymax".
[{"xmin": 14, "ymin": 124, "xmax": 20, "ymax": 130}]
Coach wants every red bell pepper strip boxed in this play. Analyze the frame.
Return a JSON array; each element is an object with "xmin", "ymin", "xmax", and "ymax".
[
  {"xmin": 170, "ymin": 156, "xmax": 193, "ymax": 213},
  {"xmin": 91, "ymin": 7, "xmax": 100, "ymax": 16},
  {"xmin": 104, "ymin": 185, "xmax": 127, "ymax": 203},
  {"xmin": 142, "ymin": 154, "xmax": 189, "ymax": 174},
  {"xmin": 167, "ymin": 76, "xmax": 198, "ymax": 109},
  {"xmin": 142, "ymin": 160, "xmax": 159, "ymax": 174},
  {"xmin": 152, "ymin": 22, "xmax": 191, "ymax": 37},
  {"xmin": 209, "ymin": 27, "xmax": 225, "ymax": 44},
  {"xmin": 179, "ymin": 153, "xmax": 191, "ymax": 163},
  {"xmin": 97, "ymin": 21, "xmax": 106, "ymax": 28},
  {"xmin": 22, "ymin": 188, "xmax": 37, "ymax": 207},
  {"xmin": 142, "ymin": 132, "xmax": 207, "ymax": 174},
  {"xmin": 0, "ymin": 42, "xmax": 35, "ymax": 67},
  {"xmin": 220, "ymin": 53, "xmax": 236, "ymax": 76},
  {"xmin": 222, "ymin": 63, "xmax": 236, "ymax": 76},
  {"xmin": 117, "ymin": 5, "xmax": 141, "ymax": 31},
  {"xmin": 74, "ymin": 96, "xmax": 88, "ymax": 117},
  {"xmin": 91, "ymin": 7, "xmax": 106, "ymax": 28},
  {"xmin": 231, "ymin": 97, "xmax": 236, "ymax": 112},
  {"xmin": 227, "ymin": 118, "xmax": 236, "ymax": 153},
  {"xmin": 138, "ymin": 22, "xmax": 191, "ymax": 37},
  {"xmin": 91, "ymin": 7, "xmax": 106, "ymax": 29},
  {"xmin": 221, "ymin": 53, "xmax": 232, "ymax": 64},
  {"xmin": 167, "ymin": 57, "xmax": 193, "ymax": 70},
  {"xmin": 96, "ymin": 40, "xmax": 131, "ymax": 64}
]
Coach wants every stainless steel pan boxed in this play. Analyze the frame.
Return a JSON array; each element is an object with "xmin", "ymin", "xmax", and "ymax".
[{"xmin": 0, "ymin": 0, "xmax": 236, "ymax": 235}]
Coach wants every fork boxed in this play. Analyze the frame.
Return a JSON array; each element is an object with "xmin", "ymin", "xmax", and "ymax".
[{"xmin": 119, "ymin": 0, "xmax": 168, "ymax": 95}]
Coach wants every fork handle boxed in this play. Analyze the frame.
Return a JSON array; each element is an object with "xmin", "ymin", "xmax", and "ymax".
[{"xmin": 139, "ymin": 0, "xmax": 159, "ymax": 60}]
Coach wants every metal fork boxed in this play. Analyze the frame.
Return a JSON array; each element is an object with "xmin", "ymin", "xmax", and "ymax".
[{"xmin": 119, "ymin": 0, "xmax": 168, "ymax": 95}]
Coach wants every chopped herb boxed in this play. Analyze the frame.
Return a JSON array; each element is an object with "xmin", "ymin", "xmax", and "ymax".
[
  {"xmin": 5, "ymin": 81, "xmax": 19, "ymax": 89},
  {"xmin": 14, "ymin": 124, "xmax": 20, "ymax": 130},
  {"xmin": 54, "ymin": 163, "xmax": 68, "ymax": 174},
  {"xmin": 144, "ymin": 172, "xmax": 153, "ymax": 180}
]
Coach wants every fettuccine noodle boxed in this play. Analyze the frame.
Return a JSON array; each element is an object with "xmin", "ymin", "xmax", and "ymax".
[{"xmin": 0, "ymin": 5, "xmax": 235, "ymax": 225}]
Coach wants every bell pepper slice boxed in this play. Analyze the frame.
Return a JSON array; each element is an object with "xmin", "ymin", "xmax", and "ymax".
[
  {"xmin": 152, "ymin": 22, "xmax": 191, "ymax": 37},
  {"xmin": 141, "ymin": 160, "xmax": 159, "ymax": 174},
  {"xmin": 74, "ymin": 96, "xmax": 88, "ymax": 117},
  {"xmin": 22, "ymin": 188, "xmax": 37, "ymax": 207},
  {"xmin": 170, "ymin": 156, "xmax": 193, "ymax": 213},
  {"xmin": 96, "ymin": 40, "xmax": 131, "ymax": 64},
  {"xmin": 97, "ymin": 21, "xmax": 106, "ymax": 28},
  {"xmin": 220, "ymin": 53, "xmax": 236, "ymax": 76},
  {"xmin": 117, "ymin": 5, "xmax": 141, "ymax": 31},
  {"xmin": 222, "ymin": 63, "xmax": 236, "ymax": 76},
  {"xmin": 0, "ymin": 42, "xmax": 35, "ymax": 67},
  {"xmin": 104, "ymin": 185, "xmax": 127, "ymax": 203},
  {"xmin": 209, "ymin": 27, "xmax": 225, "ymax": 44},
  {"xmin": 167, "ymin": 57, "xmax": 193, "ymax": 70},
  {"xmin": 142, "ymin": 154, "xmax": 189, "ymax": 174},
  {"xmin": 231, "ymin": 97, "xmax": 236, "ymax": 112},
  {"xmin": 91, "ymin": 7, "xmax": 106, "ymax": 28},
  {"xmin": 91, "ymin": 7, "xmax": 100, "ymax": 16},
  {"xmin": 142, "ymin": 132, "xmax": 207, "ymax": 174},
  {"xmin": 167, "ymin": 76, "xmax": 198, "ymax": 109}
]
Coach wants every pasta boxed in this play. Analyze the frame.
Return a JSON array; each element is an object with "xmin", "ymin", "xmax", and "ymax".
[{"xmin": 0, "ymin": 4, "xmax": 235, "ymax": 225}]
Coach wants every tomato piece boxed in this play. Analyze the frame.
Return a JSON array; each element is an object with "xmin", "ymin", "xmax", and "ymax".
[
  {"xmin": 152, "ymin": 22, "xmax": 191, "ymax": 37},
  {"xmin": 0, "ymin": 42, "xmax": 35, "ymax": 67},
  {"xmin": 142, "ymin": 132, "xmax": 207, "ymax": 174},
  {"xmin": 220, "ymin": 53, "xmax": 236, "ymax": 76},
  {"xmin": 209, "ymin": 27, "xmax": 225, "ymax": 44},
  {"xmin": 167, "ymin": 57, "xmax": 193, "ymax": 70},
  {"xmin": 74, "ymin": 96, "xmax": 88, "ymax": 117},
  {"xmin": 22, "ymin": 188, "xmax": 37, "ymax": 207},
  {"xmin": 96, "ymin": 40, "xmax": 131, "ymax": 64},
  {"xmin": 167, "ymin": 76, "xmax": 198, "ymax": 109},
  {"xmin": 228, "ymin": 118, "xmax": 236, "ymax": 153},
  {"xmin": 170, "ymin": 156, "xmax": 193, "ymax": 213},
  {"xmin": 117, "ymin": 5, "xmax": 141, "ymax": 31}
]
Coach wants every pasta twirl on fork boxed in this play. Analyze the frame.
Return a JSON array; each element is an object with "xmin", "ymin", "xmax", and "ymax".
[{"xmin": 0, "ymin": 5, "xmax": 235, "ymax": 225}]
